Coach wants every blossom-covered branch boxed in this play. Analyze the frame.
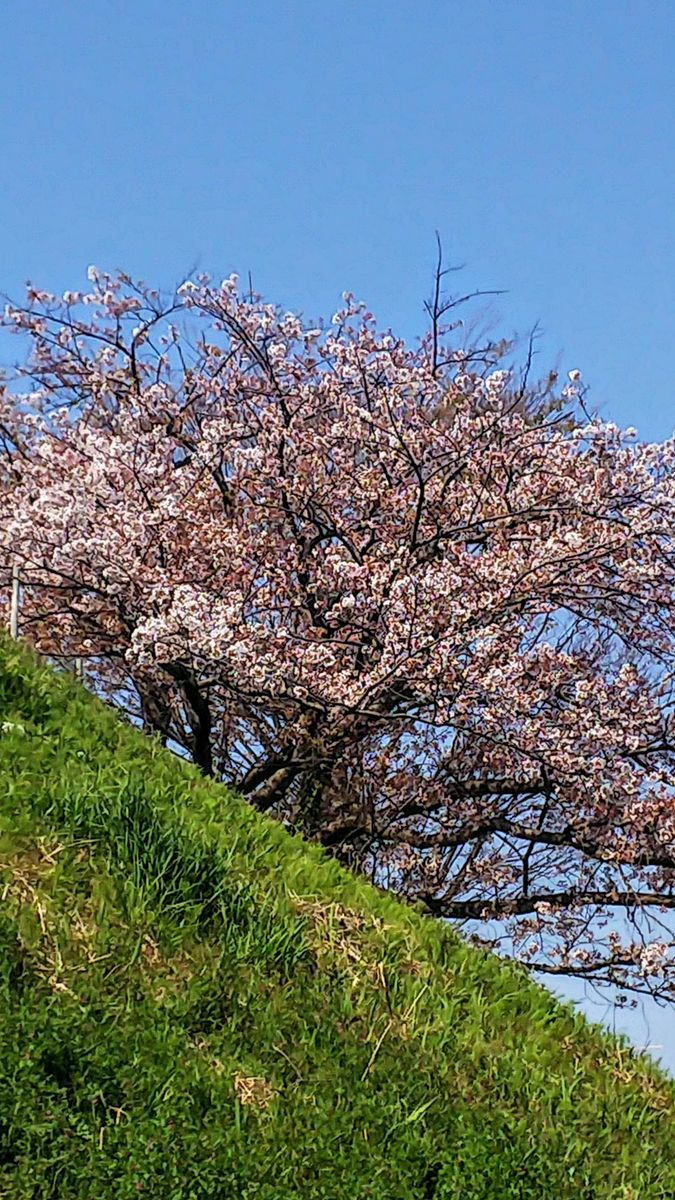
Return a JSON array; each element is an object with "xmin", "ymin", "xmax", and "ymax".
[{"xmin": 1, "ymin": 265, "xmax": 674, "ymax": 1000}]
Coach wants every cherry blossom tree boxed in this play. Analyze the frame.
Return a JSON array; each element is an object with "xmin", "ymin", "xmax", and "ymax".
[{"xmin": 1, "ymin": 265, "xmax": 674, "ymax": 1003}]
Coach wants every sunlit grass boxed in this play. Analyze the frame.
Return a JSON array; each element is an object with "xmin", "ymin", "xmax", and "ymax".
[{"xmin": 1, "ymin": 635, "xmax": 673, "ymax": 1198}]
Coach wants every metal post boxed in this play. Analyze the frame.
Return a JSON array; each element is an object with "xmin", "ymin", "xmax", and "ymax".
[
  {"xmin": 74, "ymin": 657, "xmax": 84, "ymax": 681},
  {"xmin": 9, "ymin": 564, "xmax": 20, "ymax": 639}
]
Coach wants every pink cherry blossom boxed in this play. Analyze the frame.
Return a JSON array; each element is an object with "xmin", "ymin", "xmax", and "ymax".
[{"xmin": 1, "ymin": 267, "xmax": 675, "ymax": 1001}]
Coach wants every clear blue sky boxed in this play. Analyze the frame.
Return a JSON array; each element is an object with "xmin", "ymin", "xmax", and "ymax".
[{"xmin": 2, "ymin": 1, "xmax": 675, "ymax": 1066}]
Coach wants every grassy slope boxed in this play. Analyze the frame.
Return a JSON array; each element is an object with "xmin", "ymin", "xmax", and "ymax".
[{"xmin": 0, "ymin": 637, "xmax": 674, "ymax": 1199}]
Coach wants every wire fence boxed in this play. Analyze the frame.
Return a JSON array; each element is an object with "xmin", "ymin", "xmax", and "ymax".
[{"xmin": 5, "ymin": 564, "xmax": 85, "ymax": 680}]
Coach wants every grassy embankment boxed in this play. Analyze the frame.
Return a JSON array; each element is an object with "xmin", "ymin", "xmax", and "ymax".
[{"xmin": 1, "ymin": 635, "xmax": 674, "ymax": 1198}]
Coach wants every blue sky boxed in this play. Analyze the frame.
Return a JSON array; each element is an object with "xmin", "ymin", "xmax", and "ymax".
[{"xmin": 2, "ymin": 1, "xmax": 675, "ymax": 1065}]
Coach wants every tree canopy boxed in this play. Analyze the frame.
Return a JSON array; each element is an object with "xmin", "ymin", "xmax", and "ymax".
[{"xmin": 2, "ymin": 265, "xmax": 674, "ymax": 1002}]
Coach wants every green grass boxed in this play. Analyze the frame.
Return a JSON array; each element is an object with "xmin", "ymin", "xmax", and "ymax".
[{"xmin": 0, "ymin": 635, "xmax": 674, "ymax": 1198}]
